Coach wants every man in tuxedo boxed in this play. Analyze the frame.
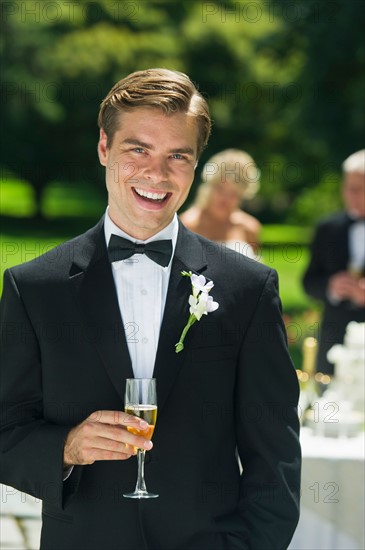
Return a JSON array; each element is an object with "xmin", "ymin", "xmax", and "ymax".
[
  {"xmin": 303, "ymin": 149, "xmax": 365, "ymax": 374},
  {"xmin": 1, "ymin": 69, "xmax": 301, "ymax": 549}
]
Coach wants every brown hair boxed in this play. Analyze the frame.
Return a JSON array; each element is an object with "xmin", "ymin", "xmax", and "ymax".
[{"xmin": 98, "ymin": 68, "xmax": 211, "ymax": 158}]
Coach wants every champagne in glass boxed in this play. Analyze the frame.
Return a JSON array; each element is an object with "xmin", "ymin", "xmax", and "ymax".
[
  {"xmin": 123, "ymin": 378, "xmax": 158, "ymax": 499},
  {"xmin": 125, "ymin": 404, "xmax": 157, "ymax": 441}
]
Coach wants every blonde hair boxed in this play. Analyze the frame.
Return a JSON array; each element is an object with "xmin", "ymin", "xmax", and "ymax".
[
  {"xmin": 342, "ymin": 149, "xmax": 365, "ymax": 174},
  {"xmin": 98, "ymin": 68, "xmax": 211, "ymax": 158},
  {"xmin": 195, "ymin": 149, "xmax": 260, "ymax": 208}
]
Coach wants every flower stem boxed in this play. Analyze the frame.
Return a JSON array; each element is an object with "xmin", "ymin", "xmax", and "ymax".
[{"xmin": 175, "ymin": 314, "xmax": 197, "ymax": 353}]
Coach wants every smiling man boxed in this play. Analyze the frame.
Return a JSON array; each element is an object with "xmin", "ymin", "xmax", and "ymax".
[
  {"xmin": 0, "ymin": 69, "xmax": 301, "ymax": 550},
  {"xmin": 98, "ymin": 107, "xmax": 198, "ymax": 239}
]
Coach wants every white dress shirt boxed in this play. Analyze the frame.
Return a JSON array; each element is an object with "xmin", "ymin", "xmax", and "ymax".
[
  {"xmin": 104, "ymin": 209, "xmax": 178, "ymax": 378},
  {"xmin": 63, "ymin": 211, "xmax": 178, "ymax": 480},
  {"xmin": 348, "ymin": 220, "xmax": 365, "ymax": 273},
  {"xmin": 328, "ymin": 215, "xmax": 365, "ymax": 304}
]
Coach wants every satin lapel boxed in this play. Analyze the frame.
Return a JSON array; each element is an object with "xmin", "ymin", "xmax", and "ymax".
[
  {"xmin": 69, "ymin": 221, "xmax": 133, "ymax": 400},
  {"xmin": 153, "ymin": 223, "xmax": 208, "ymax": 413},
  {"xmin": 332, "ymin": 213, "xmax": 352, "ymax": 270}
]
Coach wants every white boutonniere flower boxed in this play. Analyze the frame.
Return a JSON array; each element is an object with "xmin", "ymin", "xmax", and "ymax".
[{"xmin": 175, "ymin": 271, "xmax": 219, "ymax": 353}]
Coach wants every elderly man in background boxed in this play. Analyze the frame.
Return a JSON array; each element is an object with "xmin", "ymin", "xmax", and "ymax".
[{"xmin": 303, "ymin": 149, "xmax": 365, "ymax": 374}]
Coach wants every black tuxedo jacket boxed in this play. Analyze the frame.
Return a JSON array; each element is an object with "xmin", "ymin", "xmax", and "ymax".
[
  {"xmin": 1, "ymin": 219, "xmax": 300, "ymax": 550},
  {"xmin": 302, "ymin": 211, "xmax": 365, "ymax": 373}
]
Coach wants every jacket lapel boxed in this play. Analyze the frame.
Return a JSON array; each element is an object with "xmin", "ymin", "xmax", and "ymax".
[
  {"xmin": 341, "ymin": 213, "xmax": 352, "ymax": 268},
  {"xmin": 68, "ymin": 219, "xmax": 209, "ymax": 409},
  {"xmin": 153, "ymin": 222, "xmax": 208, "ymax": 413},
  {"xmin": 69, "ymin": 218, "xmax": 133, "ymax": 400}
]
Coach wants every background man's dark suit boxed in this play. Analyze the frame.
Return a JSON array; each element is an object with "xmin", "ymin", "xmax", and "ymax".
[
  {"xmin": 1, "ymin": 219, "xmax": 300, "ymax": 550},
  {"xmin": 303, "ymin": 211, "xmax": 365, "ymax": 374}
]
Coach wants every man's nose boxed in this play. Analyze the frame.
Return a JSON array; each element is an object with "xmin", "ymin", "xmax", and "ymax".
[{"xmin": 144, "ymin": 157, "xmax": 169, "ymax": 183}]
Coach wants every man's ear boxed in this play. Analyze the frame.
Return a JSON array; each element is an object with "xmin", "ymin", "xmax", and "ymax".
[{"xmin": 97, "ymin": 128, "xmax": 109, "ymax": 166}]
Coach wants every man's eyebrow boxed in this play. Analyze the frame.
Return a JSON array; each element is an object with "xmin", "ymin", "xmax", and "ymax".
[
  {"xmin": 122, "ymin": 138, "xmax": 154, "ymax": 150},
  {"xmin": 121, "ymin": 139, "xmax": 195, "ymax": 156},
  {"xmin": 169, "ymin": 147, "xmax": 195, "ymax": 156}
]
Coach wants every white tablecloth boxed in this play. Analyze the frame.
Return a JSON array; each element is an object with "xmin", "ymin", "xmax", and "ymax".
[{"xmin": 289, "ymin": 428, "xmax": 365, "ymax": 550}]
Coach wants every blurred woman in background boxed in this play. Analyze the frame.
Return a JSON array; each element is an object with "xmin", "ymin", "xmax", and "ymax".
[{"xmin": 180, "ymin": 148, "xmax": 261, "ymax": 258}]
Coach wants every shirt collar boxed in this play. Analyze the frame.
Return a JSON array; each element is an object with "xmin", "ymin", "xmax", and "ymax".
[{"xmin": 104, "ymin": 207, "xmax": 179, "ymax": 266}]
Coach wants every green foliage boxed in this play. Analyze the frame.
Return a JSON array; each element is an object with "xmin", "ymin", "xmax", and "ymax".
[
  {"xmin": 1, "ymin": 0, "xmax": 363, "ymax": 222},
  {"xmin": 1, "ymin": 177, "xmax": 36, "ymax": 217},
  {"xmin": 42, "ymin": 181, "xmax": 106, "ymax": 218},
  {"xmin": 1, "ymin": 176, "xmax": 106, "ymax": 218},
  {"xmin": 288, "ymin": 172, "xmax": 343, "ymax": 225}
]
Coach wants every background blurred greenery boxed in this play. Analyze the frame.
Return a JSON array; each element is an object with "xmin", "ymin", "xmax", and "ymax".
[{"xmin": 1, "ymin": 0, "xmax": 364, "ymax": 366}]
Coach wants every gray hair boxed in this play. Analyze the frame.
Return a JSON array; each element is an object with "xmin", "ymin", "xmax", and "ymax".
[{"xmin": 342, "ymin": 149, "xmax": 365, "ymax": 174}]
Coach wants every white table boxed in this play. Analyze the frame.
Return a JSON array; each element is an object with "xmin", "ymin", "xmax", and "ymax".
[{"xmin": 289, "ymin": 428, "xmax": 365, "ymax": 550}]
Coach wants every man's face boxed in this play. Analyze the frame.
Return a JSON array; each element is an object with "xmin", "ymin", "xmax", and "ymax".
[
  {"xmin": 98, "ymin": 107, "xmax": 198, "ymax": 239},
  {"xmin": 342, "ymin": 171, "xmax": 365, "ymax": 218}
]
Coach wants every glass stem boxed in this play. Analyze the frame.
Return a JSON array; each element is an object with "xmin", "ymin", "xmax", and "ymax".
[{"xmin": 135, "ymin": 449, "xmax": 147, "ymax": 493}]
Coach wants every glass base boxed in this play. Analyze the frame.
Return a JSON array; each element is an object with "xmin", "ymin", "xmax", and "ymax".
[{"xmin": 123, "ymin": 490, "xmax": 159, "ymax": 499}]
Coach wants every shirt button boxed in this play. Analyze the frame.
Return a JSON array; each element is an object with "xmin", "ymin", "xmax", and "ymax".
[
  {"xmin": 142, "ymin": 337, "xmax": 148, "ymax": 344},
  {"xmin": 141, "ymin": 289, "xmax": 148, "ymax": 295}
]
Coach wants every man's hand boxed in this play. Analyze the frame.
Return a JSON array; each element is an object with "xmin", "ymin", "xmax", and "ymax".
[
  {"xmin": 63, "ymin": 410, "xmax": 153, "ymax": 468},
  {"xmin": 328, "ymin": 271, "xmax": 365, "ymax": 303},
  {"xmin": 348, "ymin": 277, "xmax": 365, "ymax": 306}
]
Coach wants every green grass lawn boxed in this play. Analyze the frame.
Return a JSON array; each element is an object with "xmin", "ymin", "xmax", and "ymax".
[
  {"xmin": 1, "ymin": 234, "xmax": 66, "ymax": 292},
  {"xmin": 261, "ymin": 244, "xmax": 312, "ymax": 311},
  {"xmin": 261, "ymin": 224, "xmax": 313, "ymax": 245}
]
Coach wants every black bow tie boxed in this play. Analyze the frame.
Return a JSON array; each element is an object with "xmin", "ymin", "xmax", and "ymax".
[
  {"xmin": 347, "ymin": 213, "xmax": 365, "ymax": 226},
  {"xmin": 107, "ymin": 234, "xmax": 173, "ymax": 267}
]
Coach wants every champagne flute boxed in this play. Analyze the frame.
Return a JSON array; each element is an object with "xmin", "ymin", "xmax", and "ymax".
[{"xmin": 123, "ymin": 378, "xmax": 158, "ymax": 499}]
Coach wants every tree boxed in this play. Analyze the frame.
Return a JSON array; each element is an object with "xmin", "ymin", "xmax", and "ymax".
[
  {"xmin": 0, "ymin": 1, "xmax": 184, "ymax": 216},
  {"xmin": 1, "ymin": 0, "xmax": 363, "ymax": 223}
]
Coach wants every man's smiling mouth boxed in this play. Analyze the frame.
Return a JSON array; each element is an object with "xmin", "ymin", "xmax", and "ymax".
[{"xmin": 133, "ymin": 187, "xmax": 169, "ymax": 203}]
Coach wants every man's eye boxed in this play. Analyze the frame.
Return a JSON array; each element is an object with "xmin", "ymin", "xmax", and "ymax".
[
  {"xmin": 133, "ymin": 147, "xmax": 145, "ymax": 153},
  {"xmin": 171, "ymin": 153, "xmax": 184, "ymax": 160}
]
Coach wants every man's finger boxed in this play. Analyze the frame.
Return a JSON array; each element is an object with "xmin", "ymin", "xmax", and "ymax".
[
  {"xmin": 87, "ymin": 410, "xmax": 149, "ymax": 430},
  {"xmin": 91, "ymin": 426, "xmax": 153, "ymax": 451}
]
